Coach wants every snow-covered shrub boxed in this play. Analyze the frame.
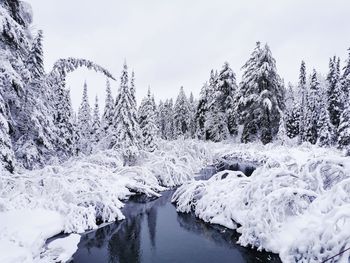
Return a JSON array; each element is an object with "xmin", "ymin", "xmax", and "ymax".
[{"xmin": 173, "ymin": 143, "xmax": 350, "ymax": 262}]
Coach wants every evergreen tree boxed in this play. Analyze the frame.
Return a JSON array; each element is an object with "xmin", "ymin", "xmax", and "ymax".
[
  {"xmin": 163, "ymin": 99, "xmax": 174, "ymax": 140},
  {"xmin": 91, "ymin": 95, "xmax": 101, "ymax": 144},
  {"xmin": 298, "ymin": 61, "xmax": 308, "ymax": 142},
  {"xmin": 26, "ymin": 30, "xmax": 44, "ymax": 79},
  {"xmin": 304, "ymin": 70, "xmax": 320, "ymax": 144},
  {"xmin": 237, "ymin": 42, "xmax": 285, "ymax": 144},
  {"xmin": 195, "ymin": 83, "xmax": 210, "ymax": 140},
  {"xmin": 327, "ymin": 56, "xmax": 343, "ymax": 128},
  {"xmin": 205, "ymin": 103, "xmax": 230, "ymax": 142},
  {"xmin": 276, "ymin": 113, "xmax": 287, "ymax": 145},
  {"xmin": 338, "ymin": 100, "xmax": 350, "ymax": 149},
  {"xmin": 173, "ymin": 87, "xmax": 191, "ymax": 138},
  {"xmin": 53, "ymin": 82, "xmax": 75, "ymax": 158},
  {"xmin": 130, "ymin": 70, "xmax": 136, "ymax": 107},
  {"xmin": 0, "ymin": 95, "xmax": 15, "ymax": 172},
  {"xmin": 112, "ymin": 62, "xmax": 142, "ymax": 165},
  {"xmin": 317, "ymin": 95, "xmax": 334, "ymax": 147},
  {"xmin": 77, "ymin": 81, "xmax": 92, "ymax": 154},
  {"xmin": 285, "ymin": 83, "xmax": 300, "ymax": 138},
  {"xmin": 217, "ymin": 62, "xmax": 238, "ymax": 135},
  {"xmin": 188, "ymin": 92, "xmax": 197, "ymax": 138},
  {"xmin": 342, "ymin": 48, "xmax": 350, "ymax": 99},
  {"xmin": 138, "ymin": 88, "xmax": 158, "ymax": 152},
  {"xmin": 101, "ymin": 78, "xmax": 114, "ymax": 137},
  {"xmin": 157, "ymin": 100, "xmax": 166, "ymax": 139}
]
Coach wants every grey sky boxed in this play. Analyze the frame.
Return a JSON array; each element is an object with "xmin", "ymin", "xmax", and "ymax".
[{"xmin": 27, "ymin": 0, "xmax": 350, "ymax": 112}]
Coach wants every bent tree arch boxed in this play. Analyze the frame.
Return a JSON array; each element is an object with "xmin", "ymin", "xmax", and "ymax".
[{"xmin": 47, "ymin": 57, "xmax": 116, "ymax": 87}]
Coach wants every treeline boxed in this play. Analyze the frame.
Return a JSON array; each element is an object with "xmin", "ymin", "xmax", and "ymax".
[{"xmin": 1, "ymin": 0, "xmax": 350, "ymax": 173}]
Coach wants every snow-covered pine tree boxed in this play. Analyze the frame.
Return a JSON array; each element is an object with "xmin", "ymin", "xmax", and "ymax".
[
  {"xmin": 304, "ymin": 70, "xmax": 321, "ymax": 144},
  {"xmin": 112, "ymin": 62, "xmax": 142, "ymax": 165},
  {"xmin": 338, "ymin": 100, "xmax": 350, "ymax": 149},
  {"xmin": 52, "ymin": 77, "xmax": 74, "ymax": 158},
  {"xmin": 285, "ymin": 83, "xmax": 300, "ymax": 138},
  {"xmin": 173, "ymin": 86, "xmax": 191, "ymax": 138},
  {"xmin": 298, "ymin": 61, "xmax": 308, "ymax": 142},
  {"xmin": 163, "ymin": 99, "xmax": 174, "ymax": 140},
  {"xmin": 101, "ymin": 78, "xmax": 114, "ymax": 137},
  {"xmin": 205, "ymin": 102, "xmax": 230, "ymax": 142},
  {"xmin": 130, "ymin": 70, "xmax": 136, "ymax": 107},
  {"xmin": 26, "ymin": 30, "xmax": 44, "ymax": 79},
  {"xmin": 91, "ymin": 95, "xmax": 101, "ymax": 145},
  {"xmin": 276, "ymin": 113, "xmax": 287, "ymax": 145},
  {"xmin": 138, "ymin": 88, "xmax": 158, "ymax": 152},
  {"xmin": 217, "ymin": 62, "xmax": 238, "ymax": 135},
  {"xmin": 157, "ymin": 100, "xmax": 166, "ymax": 139},
  {"xmin": 237, "ymin": 42, "xmax": 285, "ymax": 144},
  {"xmin": 342, "ymin": 48, "xmax": 350, "ymax": 99},
  {"xmin": 317, "ymin": 94, "xmax": 334, "ymax": 147},
  {"xmin": 327, "ymin": 56, "xmax": 343, "ymax": 128},
  {"xmin": 188, "ymin": 92, "xmax": 197, "ymax": 138},
  {"xmin": 0, "ymin": 95, "xmax": 15, "ymax": 172},
  {"xmin": 77, "ymin": 81, "xmax": 92, "ymax": 154},
  {"xmin": 195, "ymin": 82, "xmax": 210, "ymax": 140}
]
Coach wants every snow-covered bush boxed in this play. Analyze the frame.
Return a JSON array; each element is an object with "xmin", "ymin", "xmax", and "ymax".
[{"xmin": 173, "ymin": 143, "xmax": 350, "ymax": 262}]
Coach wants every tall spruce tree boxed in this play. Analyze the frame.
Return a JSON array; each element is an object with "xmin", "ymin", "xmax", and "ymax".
[
  {"xmin": 188, "ymin": 92, "xmax": 197, "ymax": 138},
  {"xmin": 195, "ymin": 82, "xmax": 210, "ymax": 140},
  {"xmin": 317, "ymin": 94, "xmax": 334, "ymax": 147},
  {"xmin": 338, "ymin": 100, "xmax": 350, "ymax": 149},
  {"xmin": 298, "ymin": 61, "xmax": 307, "ymax": 142},
  {"xmin": 217, "ymin": 62, "xmax": 238, "ymax": 135},
  {"xmin": 91, "ymin": 95, "xmax": 101, "ymax": 144},
  {"xmin": 112, "ymin": 62, "xmax": 142, "ymax": 165},
  {"xmin": 163, "ymin": 99, "xmax": 174, "ymax": 140},
  {"xmin": 173, "ymin": 87, "xmax": 191, "ymax": 138},
  {"xmin": 237, "ymin": 42, "xmax": 285, "ymax": 144},
  {"xmin": 276, "ymin": 113, "xmax": 287, "ymax": 145},
  {"xmin": 138, "ymin": 88, "xmax": 158, "ymax": 152},
  {"xmin": 77, "ymin": 81, "xmax": 92, "ymax": 154},
  {"xmin": 342, "ymin": 48, "xmax": 350, "ymax": 99},
  {"xmin": 157, "ymin": 100, "xmax": 166, "ymax": 139},
  {"xmin": 327, "ymin": 56, "xmax": 343, "ymax": 128},
  {"xmin": 285, "ymin": 83, "xmax": 300, "ymax": 138},
  {"xmin": 101, "ymin": 79, "xmax": 114, "ymax": 137},
  {"xmin": 304, "ymin": 70, "xmax": 320, "ymax": 144}
]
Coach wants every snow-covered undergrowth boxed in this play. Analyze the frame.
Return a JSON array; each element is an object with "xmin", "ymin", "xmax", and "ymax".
[
  {"xmin": 0, "ymin": 139, "xmax": 214, "ymax": 262},
  {"xmin": 172, "ymin": 142, "xmax": 350, "ymax": 263}
]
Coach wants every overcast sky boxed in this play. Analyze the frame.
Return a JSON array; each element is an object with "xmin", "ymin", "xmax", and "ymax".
[{"xmin": 27, "ymin": 0, "xmax": 350, "ymax": 112}]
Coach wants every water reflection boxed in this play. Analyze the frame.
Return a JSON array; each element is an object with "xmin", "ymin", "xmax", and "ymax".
[{"xmin": 73, "ymin": 190, "xmax": 281, "ymax": 263}]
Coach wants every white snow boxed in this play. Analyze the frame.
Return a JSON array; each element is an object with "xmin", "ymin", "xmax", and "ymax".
[
  {"xmin": 0, "ymin": 209, "xmax": 64, "ymax": 263},
  {"xmin": 0, "ymin": 139, "xmax": 213, "ymax": 262},
  {"xmin": 173, "ymin": 141, "xmax": 350, "ymax": 262},
  {"xmin": 40, "ymin": 234, "xmax": 81, "ymax": 263}
]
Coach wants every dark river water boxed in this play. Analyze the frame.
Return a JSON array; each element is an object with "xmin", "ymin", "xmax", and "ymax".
[{"xmin": 72, "ymin": 189, "xmax": 281, "ymax": 263}]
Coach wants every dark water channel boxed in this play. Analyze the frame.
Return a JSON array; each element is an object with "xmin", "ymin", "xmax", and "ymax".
[{"xmin": 72, "ymin": 162, "xmax": 281, "ymax": 263}]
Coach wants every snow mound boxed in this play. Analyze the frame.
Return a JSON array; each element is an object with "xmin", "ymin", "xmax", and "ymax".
[{"xmin": 173, "ymin": 143, "xmax": 350, "ymax": 262}]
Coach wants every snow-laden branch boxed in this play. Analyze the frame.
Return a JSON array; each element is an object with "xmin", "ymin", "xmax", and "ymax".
[{"xmin": 47, "ymin": 57, "xmax": 116, "ymax": 85}]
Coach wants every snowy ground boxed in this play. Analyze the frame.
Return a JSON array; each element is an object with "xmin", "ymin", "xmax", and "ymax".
[
  {"xmin": 0, "ymin": 140, "xmax": 214, "ymax": 263},
  {"xmin": 172, "ymin": 142, "xmax": 350, "ymax": 263},
  {"xmin": 2, "ymin": 139, "xmax": 350, "ymax": 262}
]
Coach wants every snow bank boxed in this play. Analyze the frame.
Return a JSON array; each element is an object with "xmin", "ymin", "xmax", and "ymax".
[
  {"xmin": 173, "ymin": 143, "xmax": 350, "ymax": 262},
  {"xmin": 0, "ymin": 139, "xmax": 213, "ymax": 262},
  {"xmin": 0, "ymin": 209, "xmax": 64, "ymax": 263}
]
